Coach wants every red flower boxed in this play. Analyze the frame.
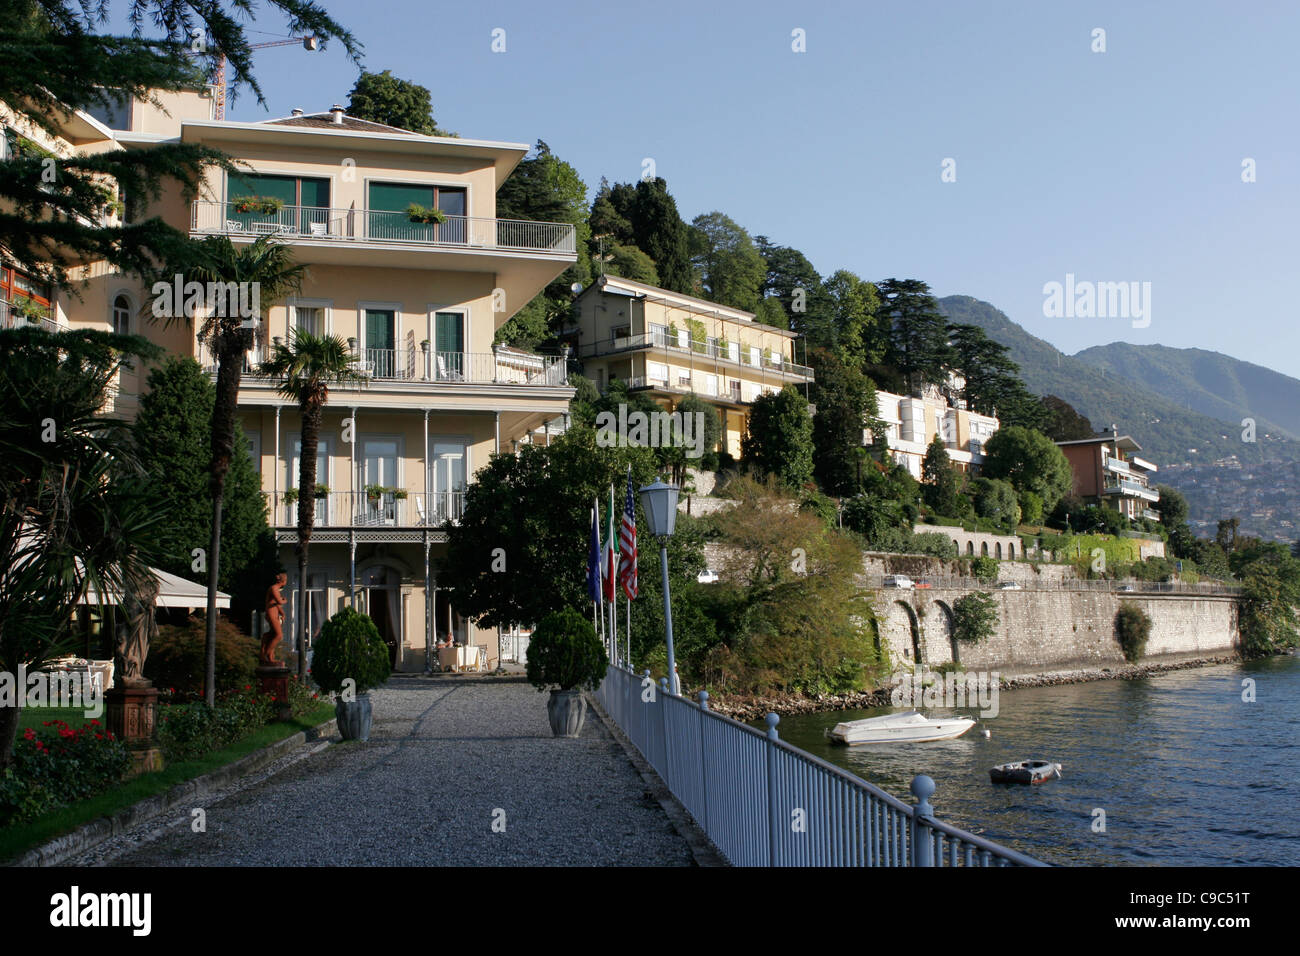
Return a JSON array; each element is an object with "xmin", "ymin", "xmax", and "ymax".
[
  {"xmin": 87, "ymin": 719, "xmax": 100, "ymax": 726},
  {"xmin": 22, "ymin": 728, "xmax": 35, "ymax": 740}
]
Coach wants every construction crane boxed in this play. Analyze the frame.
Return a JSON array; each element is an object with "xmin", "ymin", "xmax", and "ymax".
[{"xmin": 206, "ymin": 35, "xmax": 320, "ymax": 121}]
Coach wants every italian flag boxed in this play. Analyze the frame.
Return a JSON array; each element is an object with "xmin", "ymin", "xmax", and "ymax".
[{"xmin": 604, "ymin": 483, "xmax": 619, "ymax": 602}]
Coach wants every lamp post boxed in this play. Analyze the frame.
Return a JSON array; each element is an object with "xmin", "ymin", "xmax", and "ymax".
[{"xmin": 639, "ymin": 477, "xmax": 680, "ymax": 695}]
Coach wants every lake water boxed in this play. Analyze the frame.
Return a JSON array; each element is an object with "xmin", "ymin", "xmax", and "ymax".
[{"xmin": 766, "ymin": 655, "xmax": 1300, "ymax": 865}]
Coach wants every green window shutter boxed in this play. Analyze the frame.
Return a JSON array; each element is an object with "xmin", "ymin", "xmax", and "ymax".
[
  {"xmin": 299, "ymin": 177, "xmax": 331, "ymax": 208},
  {"xmin": 365, "ymin": 310, "xmax": 394, "ymax": 350},
  {"xmin": 435, "ymin": 312, "xmax": 463, "ymax": 353},
  {"xmin": 367, "ymin": 182, "xmax": 435, "ymax": 212},
  {"xmin": 233, "ymin": 174, "xmax": 297, "ymax": 204}
]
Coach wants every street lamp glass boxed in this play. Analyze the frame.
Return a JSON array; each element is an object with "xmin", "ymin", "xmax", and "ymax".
[{"xmin": 638, "ymin": 479, "xmax": 679, "ymax": 538}]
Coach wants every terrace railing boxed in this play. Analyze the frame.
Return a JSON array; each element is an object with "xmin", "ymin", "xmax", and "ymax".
[
  {"xmin": 191, "ymin": 202, "xmax": 577, "ymax": 254},
  {"xmin": 268, "ymin": 490, "xmax": 464, "ymax": 528},
  {"xmin": 594, "ymin": 664, "xmax": 1045, "ymax": 867},
  {"xmin": 861, "ymin": 574, "xmax": 1242, "ymax": 596}
]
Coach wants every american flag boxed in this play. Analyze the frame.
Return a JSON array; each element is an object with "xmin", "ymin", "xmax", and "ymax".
[{"xmin": 618, "ymin": 467, "xmax": 638, "ymax": 600}]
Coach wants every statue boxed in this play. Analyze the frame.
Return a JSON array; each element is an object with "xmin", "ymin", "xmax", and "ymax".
[
  {"xmin": 116, "ymin": 572, "xmax": 159, "ymax": 686},
  {"xmin": 261, "ymin": 571, "xmax": 287, "ymax": 665}
]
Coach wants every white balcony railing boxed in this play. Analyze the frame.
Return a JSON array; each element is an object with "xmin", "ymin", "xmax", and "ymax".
[
  {"xmin": 1, "ymin": 298, "xmax": 61, "ymax": 333},
  {"xmin": 204, "ymin": 347, "xmax": 566, "ymax": 388},
  {"xmin": 1103, "ymin": 477, "xmax": 1160, "ymax": 502},
  {"xmin": 191, "ymin": 202, "xmax": 576, "ymax": 254},
  {"xmin": 583, "ymin": 331, "xmax": 813, "ymax": 379},
  {"xmin": 270, "ymin": 490, "xmax": 465, "ymax": 528}
]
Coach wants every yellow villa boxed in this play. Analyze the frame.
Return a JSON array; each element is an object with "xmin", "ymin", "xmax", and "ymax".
[
  {"xmin": 3, "ymin": 89, "xmax": 577, "ymax": 671},
  {"xmin": 569, "ymin": 275, "xmax": 814, "ymax": 459}
]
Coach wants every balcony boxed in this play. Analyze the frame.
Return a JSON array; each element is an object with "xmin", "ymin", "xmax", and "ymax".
[
  {"xmin": 270, "ymin": 490, "xmax": 464, "ymax": 529},
  {"xmin": 1105, "ymin": 456, "xmax": 1131, "ymax": 476},
  {"xmin": 208, "ymin": 347, "xmax": 567, "ymax": 390},
  {"xmin": 583, "ymin": 331, "xmax": 813, "ymax": 379},
  {"xmin": 1103, "ymin": 477, "xmax": 1160, "ymax": 502},
  {"xmin": 190, "ymin": 201, "xmax": 576, "ymax": 254},
  {"xmin": 0, "ymin": 298, "xmax": 61, "ymax": 333}
]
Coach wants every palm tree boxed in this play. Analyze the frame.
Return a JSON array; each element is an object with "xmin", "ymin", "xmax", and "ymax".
[
  {"xmin": 261, "ymin": 328, "xmax": 360, "ymax": 682},
  {"xmin": 185, "ymin": 235, "xmax": 307, "ymax": 707},
  {"xmin": 0, "ymin": 327, "xmax": 164, "ymax": 766}
]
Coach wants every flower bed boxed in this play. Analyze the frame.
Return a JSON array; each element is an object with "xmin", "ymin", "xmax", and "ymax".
[
  {"xmin": 155, "ymin": 677, "xmax": 320, "ymax": 762},
  {"xmin": 0, "ymin": 719, "xmax": 131, "ymax": 827}
]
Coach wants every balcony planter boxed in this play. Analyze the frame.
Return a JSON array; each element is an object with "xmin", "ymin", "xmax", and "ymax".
[
  {"xmin": 525, "ymin": 608, "xmax": 608, "ymax": 738},
  {"xmin": 407, "ymin": 203, "xmax": 448, "ymax": 225},
  {"xmin": 231, "ymin": 195, "xmax": 284, "ymax": 215},
  {"xmin": 282, "ymin": 488, "xmax": 298, "ymax": 505},
  {"xmin": 364, "ymin": 483, "xmax": 385, "ymax": 502},
  {"xmin": 314, "ymin": 484, "xmax": 329, "ymax": 499},
  {"xmin": 391, "ymin": 489, "xmax": 408, "ymax": 501}
]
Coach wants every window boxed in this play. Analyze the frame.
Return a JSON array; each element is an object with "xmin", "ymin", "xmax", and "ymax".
[
  {"xmin": 647, "ymin": 361, "xmax": 668, "ymax": 384},
  {"xmin": 288, "ymin": 437, "xmax": 329, "ymax": 524},
  {"xmin": 611, "ymin": 325, "xmax": 630, "ymax": 344},
  {"xmin": 363, "ymin": 310, "xmax": 396, "ymax": 378},
  {"xmin": 359, "ymin": 437, "xmax": 399, "ymax": 523},
  {"xmin": 367, "ymin": 182, "xmax": 467, "ymax": 242},
  {"xmin": 112, "ymin": 294, "xmax": 131, "ymax": 336},
  {"xmin": 433, "ymin": 311, "xmax": 465, "ymax": 380},
  {"xmin": 649, "ymin": 322, "xmax": 668, "ymax": 347},
  {"xmin": 85, "ymin": 91, "xmax": 133, "ymax": 131},
  {"xmin": 295, "ymin": 306, "xmax": 324, "ymax": 337},
  {"xmin": 228, "ymin": 173, "xmax": 330, "ymax": 234},
  {"xmin": 430, "ymin": 441, "xmax": 467, "ymax": 523}
]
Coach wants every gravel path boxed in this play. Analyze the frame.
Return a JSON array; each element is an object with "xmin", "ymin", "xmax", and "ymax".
[{"xmin": 74, "ymin": 677, "xmax": 696, "ymax": 867}]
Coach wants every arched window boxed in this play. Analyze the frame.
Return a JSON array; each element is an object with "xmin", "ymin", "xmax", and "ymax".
[
  {"xmin": 112, "ymin": 294, "xmax": 131, "ymax": 336},
  {"xmin": 1009, "ymin": 544, "xmax": 1016, "ymax": 560},
  {"xmin": 967, "ymin": 541, "xmax": 974, "ymax": 556},
  {"xmin": 981, "ymin": 542, "xmax": 989, "ymax": 556},
  {"xmin": 995, "ymin": 543, "xmax": 1003, "ymax": 559}
]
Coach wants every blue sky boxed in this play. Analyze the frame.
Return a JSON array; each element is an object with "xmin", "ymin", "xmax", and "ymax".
[{"xmin": 166, "ymin": 1, "xmax": 1300, "ymax": 376}]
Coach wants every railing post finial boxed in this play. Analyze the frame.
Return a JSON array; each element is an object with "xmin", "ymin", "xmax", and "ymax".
[
  {"xmin": 910, "ymin": 774, "xmax": 936, "ymax": 819},
  {"xmin": 698, "ymin": 690, "xmax": 710, "ymax": 711},
  {"xmin": 765, "ymin": 712, "xmax": 779, "ymax": 740}
]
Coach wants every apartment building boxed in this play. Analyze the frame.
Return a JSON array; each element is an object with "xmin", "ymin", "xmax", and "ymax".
[
  {"xmin": 1056, "ymin": 429, "xmax": 1161, "ymax": 521},
  {"xmin": 6, "ymin": 89, "xmax": 577, "ymax": 671},
  {"xmin": 570, "ymin": 275, "xmax": 814, "ymax": 458},
  {"xmin": 867, "ymin": 384, "xmax": 1000, "ymax": 479}
]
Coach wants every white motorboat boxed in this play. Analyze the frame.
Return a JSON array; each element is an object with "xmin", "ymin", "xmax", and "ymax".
[{"xmin": 827, "ymin": 710, "xmax": 976, "ymax": 745}]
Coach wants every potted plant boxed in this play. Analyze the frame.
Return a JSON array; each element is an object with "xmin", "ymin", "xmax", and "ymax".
[
  {"xmin": 282, "ymin": 488, "xmax": 299, "ymax": 505},
  {"xmin": 364, "ymin": 483, "xmax": 385, "ymax": 502},
  {"xmin": 391, "ymin": 488, "xmax": 408, "ymax": 501},
  {"xmin": 525, "ymin": 607, "xmax": 609, "ymax": 737},
  {"xmin": 407, "ymin": 202, "xmax": 448, "ymax": 225},
  {"xmin": 314, "ymin": 483, "xmax": 329, "ymax": 499},
  {"xmin": 311, "ymin": 607, "xmax": 391, "ymax": 741}
]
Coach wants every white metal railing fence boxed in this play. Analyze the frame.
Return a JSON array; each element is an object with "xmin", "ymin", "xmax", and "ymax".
[
  {"xmin": 267, "ymin": 489, "xmax": 463, "ymax": 528},
  {"xmin": 191, "ymin": 202, "xmax": 577, "ymax": 253},
  {"xmin": 594, "ymin": 664, "xmax": 1046, "ymax": 867},
  {"xmin": 580, "ymin": 331, "xmax": 814, "ymax": 378}
]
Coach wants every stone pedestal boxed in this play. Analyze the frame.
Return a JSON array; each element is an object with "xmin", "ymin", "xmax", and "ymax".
[
  {"xmin": 105, "ymin": 682, "xmax": 163, "ymax": 777},
  {"xmin": 257, "ymin": 664, "xmax": 292, "ymax": 722}
]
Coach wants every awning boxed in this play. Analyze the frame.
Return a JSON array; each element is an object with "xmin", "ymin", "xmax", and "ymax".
[{"xmin": 81, "ymin": 567, "xmax": 230, "ymax": 609}]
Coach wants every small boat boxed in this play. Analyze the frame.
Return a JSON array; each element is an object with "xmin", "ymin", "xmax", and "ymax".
[
  {"xmin": 989, "ymin": 760, "xmax": 1063, "ymax": 785},
  {"xmin": 827, "ymin": 710, "xmax": 976, "ymax": 745}
]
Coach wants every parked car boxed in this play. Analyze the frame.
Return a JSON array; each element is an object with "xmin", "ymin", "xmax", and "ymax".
[
  {"xmin": 882, "ymin": 574, "xmax": 915, "ymax": 589},
  {"xmin": 914, "ymin": 579, "xmax": 933, "ymax": 590},
  {"xmin": 1117, "ymin": 584, "xmax": 1137, "ymax": 592},
  {"xmin": 996, "ymin": 581, "xmax": 1022, "ymax": 590},
  {"xmin": 697, "ymin": 569, "xmax": 720, "ymax": 584}
]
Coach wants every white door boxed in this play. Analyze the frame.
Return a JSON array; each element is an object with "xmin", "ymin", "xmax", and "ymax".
[
  {"xmin": 359, "ymin": 438, "xmax": 399, "ymax": 523},
  {"xmin": 430, "ymin": 442, "xmax": 467, "ymax": 522},
  {"xmin": 288, "ymin": 438, "xmax": 329, "ymax": 524}
]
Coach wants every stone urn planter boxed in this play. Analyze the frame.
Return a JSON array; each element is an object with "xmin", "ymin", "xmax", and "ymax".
[
  {"xmin": 526, "ymin": 607, "xmax": 609, "ymax": 739},
  {"xmin": 310, "ymin": 607, "xmax": 391, "ymax": 743},
  {"xmin": 335, "ymin": 692, "xmax": 373, "ymax": 741},
  {"xmin": 546, "ymin": 688, "xmax": 587, "ymax": 738}
]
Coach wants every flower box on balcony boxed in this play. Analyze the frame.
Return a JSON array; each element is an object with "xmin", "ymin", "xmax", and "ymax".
[
  {"xmin": 231, "ymin": 196, "xmax": 284, "ymax": 215},
  {"xmin": 407, "ymin": 203, "xmax": 448, "ymax": 225}
]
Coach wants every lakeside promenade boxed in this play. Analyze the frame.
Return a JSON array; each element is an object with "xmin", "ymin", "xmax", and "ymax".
[{"xmin": 68, "ymin": 677, "xmax": 698, "ymax": 867}]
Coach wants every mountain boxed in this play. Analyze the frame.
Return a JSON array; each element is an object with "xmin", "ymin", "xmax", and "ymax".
[
  {"xmin": 1072, "ymin": 343, "xmax": 1300, "ymax": 443},
  {"xmin": 937, "ymin": 295, "xmax": 1300, "ymax": 468}
]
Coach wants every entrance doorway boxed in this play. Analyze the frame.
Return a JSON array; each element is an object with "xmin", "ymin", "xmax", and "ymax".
[{"xmin": 359, "ymin": 566, "xmax": 401, "ymax": 669}]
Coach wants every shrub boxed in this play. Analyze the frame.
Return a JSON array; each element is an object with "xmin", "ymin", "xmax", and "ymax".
[
  {"xmin": 525, "ymin": 607, "xmax": 608, "ymax": 692},
  {"xmin": 146, "ymin": 614, "xmax": 260, "ymax": 700},
  {"xmin": 970, "ymin": 556, "xmax": 999, "ymax": 582},
  {"xmin": 1018, "ymin": 490, "xmax": 1044, "ymax": 526},
  {"xmin": 0, "ymin": 720, "xmax": 131, "ymax": 826},
  {"xmin": 311, "ymin": 607, "xmax": 392, "ymax": 696},
  {"xmin": 1115, "ymin": 602, "xmax": 1151, "ymax": 662},
  {"xmin": 953, "ymin": 591, "xmax": 998, "ymax": 645},
  {"xmin": 156, "ymin": 685, "xmax": 275, "ymax": 761}
]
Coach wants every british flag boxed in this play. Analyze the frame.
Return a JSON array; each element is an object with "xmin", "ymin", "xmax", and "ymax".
[{"xmin": 618, "ymin": 467, "xmax": 638, "ymax": 600}]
